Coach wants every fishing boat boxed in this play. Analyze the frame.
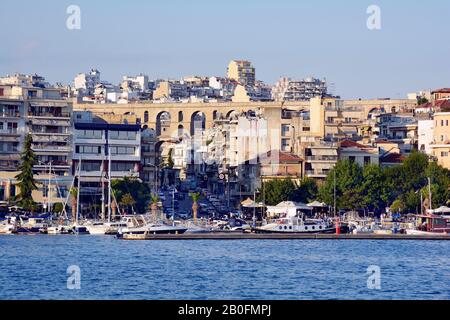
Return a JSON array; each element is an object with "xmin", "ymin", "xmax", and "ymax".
[
  {"xmin": 405, "ymin": 214, "xmax": 450, "ymax": 236},
  {"xmin": 254, "ymin": 216, "xmax": 336, "ymax": 234}
]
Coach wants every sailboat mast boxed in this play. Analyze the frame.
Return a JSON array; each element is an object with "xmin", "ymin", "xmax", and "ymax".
[
  {"xmin": 108, "ymin": 146, "xmax": 112, "ymax": 223},
  {"xmin": 101, "ymin": 158, "xmax": 105, "ymax": 221},
  {"xmin": 76, "ymin": 159, "xmax": 81, "ymax": 224},
  {"xmin": 48, "ymin": 161, "xmax": 52, "ymax": 214}
]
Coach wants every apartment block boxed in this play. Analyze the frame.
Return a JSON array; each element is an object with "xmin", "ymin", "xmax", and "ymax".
[
  {"xmin": 227, "ymin": 60, "xmax": 256, "ymax": 87},
  {"xmin": 0, "ymin": 75, "xmax": 72, "ymax": 207},
  {"xmin": 431, "ymin": 112, "xmax": 450, "ymax": 169}
]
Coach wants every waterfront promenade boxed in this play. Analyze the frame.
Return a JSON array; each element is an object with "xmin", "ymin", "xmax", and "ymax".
[{"xmin": 120, "ymin": 233, "xmax": 450, "ymax": 241}]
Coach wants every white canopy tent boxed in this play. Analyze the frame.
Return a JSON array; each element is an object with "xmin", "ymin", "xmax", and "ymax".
[{"xmin": 266, "ymin": 201, "xmax": 310, "ymax": 218}]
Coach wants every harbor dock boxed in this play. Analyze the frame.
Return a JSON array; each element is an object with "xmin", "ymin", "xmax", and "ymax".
[{"xmin": 120, "ymin": 233, "xmax": 450, "ymax": 241}]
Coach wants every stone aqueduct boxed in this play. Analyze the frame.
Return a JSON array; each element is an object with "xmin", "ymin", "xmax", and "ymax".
[{"xmin": 73, "ymin": 99, "xmax": 414, "ymax": 140}]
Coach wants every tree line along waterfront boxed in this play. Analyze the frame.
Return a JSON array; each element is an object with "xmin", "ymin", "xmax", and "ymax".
[{"xmin": 259, "ymin": 151, "xmax": 450, "ymax": 216}]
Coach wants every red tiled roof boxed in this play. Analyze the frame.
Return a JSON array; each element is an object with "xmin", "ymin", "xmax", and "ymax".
[
  {"xmin": 339, "ymin": 140, "xmax": 368, "ymax": 149},
  {"xmin": 432, "ymin": 88, "xmax": 450, "ymax": 94},
  {"xmin": 375, "ymin": 139, "xmax": 394, "ymax": 144},
  {"xmin": 437, "ymin": 100, "xmax": 450, "ymax": 111},
  {"xmin": 381, "ymin": 153, "xmax": 406, "ymax": 163},
  {"xmin": 266, "ymin": 150, "xmax": 303, "ymax": 163}
]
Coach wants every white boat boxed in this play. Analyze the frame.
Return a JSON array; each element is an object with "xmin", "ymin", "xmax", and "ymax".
[
  {"xmin": 84, "ymin": 221, "xmax": 128, "ymax": 235},
  {"xmin": 254, "ymin": 216, "xmax": 335, "ymax": 234},
  {"xmin": 117, "ymin": 215, "xmax": 187, "ymax": 238},
  {"xmin": 47, "ymin": 225, "xmax": 71, "ymax": 235},
  {"xmin": 16, "ymin": 217, "xmax": 49, "ymax": 233},
  {"xmin": 0, "ymin": 221, "xmax": 15, "ymax": 234},
  {"xmin": 405, "ymin": 229, "xmax": 446, "ymax": 236}
]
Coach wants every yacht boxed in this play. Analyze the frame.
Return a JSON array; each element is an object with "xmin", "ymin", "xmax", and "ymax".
[
  {"xmin": 16, "ymin": 217, "xmax": 49, "ymax": 233},
  {"xmin": 117, "ymin": 215, "xmax": 188, "ymax": 238},
  {"xmin": 254, "ymin": 216, "xmax": 336, "ymax": 234},
  {"xmin": 84, "ymin": 221, "xmax": 128, "ymax": 235}
]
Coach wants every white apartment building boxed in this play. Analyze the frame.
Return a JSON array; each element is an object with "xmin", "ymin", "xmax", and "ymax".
[
  {"xmin": 72, "ymin": 111, "xmax": 141, "ymax": 215},
  {"xmin": 418, "ymin": 119, "xmax": 435, "ymax": 155},
  {"xmin": 272, "ymin": 77, "xmax": 329, "ymax": 102},
  {"xmin": 73, "ymin": 69, "xmax": 101, "ymax": 97},
  {"xmin": 0, "ymin": 75, "xmax": 72, "ymax": 207}
]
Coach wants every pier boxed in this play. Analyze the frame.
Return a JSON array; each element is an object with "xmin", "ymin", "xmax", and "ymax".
[{"xmin": 120, "ymin": 233, "xmax": 450, "ymax": 241}]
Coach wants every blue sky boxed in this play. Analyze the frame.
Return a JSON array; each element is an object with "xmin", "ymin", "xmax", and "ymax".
[{"xmin": 1, "ymin": 0, "xmax": 449, "ymax": 99}]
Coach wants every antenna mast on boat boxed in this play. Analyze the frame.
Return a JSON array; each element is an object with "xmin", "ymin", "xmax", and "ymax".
[{"xmin": 428, "ymin": 177, "xmax": 432, "ymax": 214}]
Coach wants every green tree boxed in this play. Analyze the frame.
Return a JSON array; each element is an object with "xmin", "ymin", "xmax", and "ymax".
[
  {"xmin": 120, "ymin": 193, "xmax": 136, "ymax": 214},
  {"xmin": 390, "ymin": 199, "xmax": 405, "ymax": 214},
  {"xmin": 15, "ymin": 134, "xmax": 38, "ymax": 211},
  {"xmin": 360, "ymin": 165, "xmax": 390, "ymax": 212},
  {"xmin": 417, "ymin": 96, "xmax": 429, "ymax": 105},
  {"xmin": 318, "ymin": 160, "xmax": 363, "ymax": 209},
  {"xmin": 290, "ymin": 178, "xmax": 318, "ymax": 203},
  {"xmin": 112, "ymin": 177, "xmax": 151, "ymax": 214},
  {"xmin": 258, "ymin": 179, "xmax": 298, "ymax": 206}
]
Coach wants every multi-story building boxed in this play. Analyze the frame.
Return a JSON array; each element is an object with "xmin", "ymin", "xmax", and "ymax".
[
  {"xmin": 338, "ymin": 140, "xmax": 379, "ymax": 167},
  {"xmin": 272, "ymin": 77, "xmax": 331, "ymax": 102},
  {"xmin": 431, "ymin": 88, "xmax": 450, "ymax": 104},
  {"xmin": 374, "ymin": 113, "xmax": 418, "ymax": 154},
  {"xmin": 431, "ymin": 112, "xmax": 450, "ymax": 169},
  {"xmin": 418, "ymin": 119, "xmax": 435, "ymax": 155},
  {"xmin": 0, "ymin": 75, "xmax": 72, "ymax": 208},
  {"xmin": 153, "ymin": 80, "xmax": 188, "ymax": 101},
  {"xmin": 227, "ymin": 60, "xmax": 256, "ymax": 87},
  {"xmin": 72, "ymin": 111, "xmax": 141, "ymax": 216},
  {"xmin": 73, "ymin": 69, "xmax": 101, "ymax": 97}
]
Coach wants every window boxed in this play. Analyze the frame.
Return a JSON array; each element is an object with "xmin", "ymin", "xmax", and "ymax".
[
  {"xmin": 364, "ymin": 156, "xmax": 371, "ymax": 166},
  {"xmin": 111, "ymin": 162, "xmax": 135, "ymax": 172},
  {"xmin": 441, "ymin": 152, "xmax": 449, "ymax": 157},
  {"xmin": 0, "ymin": 88, "xmax": 4, "ymax": 96},
  {"xmin": 281, "ymin": 125, "xmax": 290, "ymax": 137},
  {"xmin": 349, "ymin": 156, "xmax": 356, "ymax": 163},
  {"xmin": 110, "ymin": 146, "xmax": 136, "ymax": 155},
  {"xmin": 76, "ymin": 145, "xmax": 101, "ymax": 154},
  {"xmin": 81, "ymin": 162, "xmax": 101, "ymax": 172},
  {"xmin": 109, "ymin": 130, "xmax": 137, "ymax": 140}
]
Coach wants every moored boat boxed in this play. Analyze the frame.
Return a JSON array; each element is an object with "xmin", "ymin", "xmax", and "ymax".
[{"xmin": 254, "ymin": 216, "xmax": 336, "ymax": 234}]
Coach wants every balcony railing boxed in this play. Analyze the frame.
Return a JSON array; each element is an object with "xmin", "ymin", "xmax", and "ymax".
[{"xmin": 306, "ymin": 156, "xmax": 338, "ymax": 162}]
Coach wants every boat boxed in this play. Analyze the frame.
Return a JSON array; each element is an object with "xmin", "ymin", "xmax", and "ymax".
[
  {"xmin": 405, "ymin": 214, "xmax": 450, "ymax": 236},
  {"xmin": 0, "ymin": 217, "xmax": 16, "ymax": 234},
  {"xmin": 15, "ymin": 217, "xmax": 49, "ymax": 233},
  {"xmin": 70, "ymin": 225, "xmax": 90, "ymax": 235},
  {"xmin": 117, "ymin": 215, "xmax": 188, "ymax": 238},
  {"xmin": 254, "ymin": 216, "xmax": 336, "ymax": 234},
  {"xmin": 47, "ymin": 225, "xmax": 71, "ymax": 235},
  {"xmin": 84, "ymin": 221, "xmax": 128, "ymax": 235}
]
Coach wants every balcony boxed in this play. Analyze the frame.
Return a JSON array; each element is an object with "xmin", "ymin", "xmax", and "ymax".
[
  {"xmin": 306, "ymin": 155, "xmax": 338, "ymax": 162},
  {"xmin": 32, "ymin": 145, "xmax": 71, "ymax": 153},
  {"xmin": 30, "ymin": 118, "xmax": 71, "ymax": 126},
  {"xmin": 305, "ymin": 170, "xmax": 329, "ymax": 178},
  {"xmin": 0, "ymin": 128, "xmax": 21, "ymax": 136},
  {"xmin": 28, "ymin": 112, "xmax": 70, "ymax": 119}
]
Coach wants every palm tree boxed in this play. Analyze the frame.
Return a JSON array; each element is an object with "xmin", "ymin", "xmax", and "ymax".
[
  {"xmin": 189, "ymin": 192, "xmax": 201, "ymax": 223},
  {"xmin": 120, "ymin": 193, "xmax": 136, "ymax": 215},
  {"xmin": 150, "ymin": 194, "xmax": 160, "ymax": 221},
  {"xmin": 69, "ymin": 187, "xmax": 78, "ymax": 221}
]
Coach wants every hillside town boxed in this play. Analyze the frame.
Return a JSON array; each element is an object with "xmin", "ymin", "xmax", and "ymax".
[{"xmin": 1, "ymin": 60, "xmax": 450, "ymax": 236}]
